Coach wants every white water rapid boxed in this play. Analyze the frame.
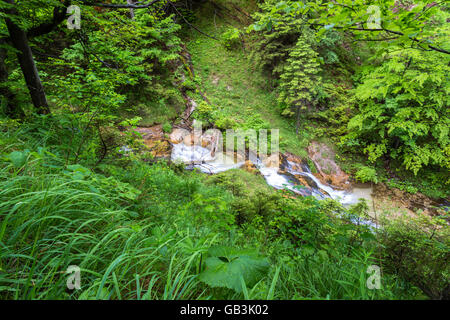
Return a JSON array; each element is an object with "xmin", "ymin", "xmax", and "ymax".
[{"xmin": 171, "ymin": 142, "xmax": 377, "ymax": 228}]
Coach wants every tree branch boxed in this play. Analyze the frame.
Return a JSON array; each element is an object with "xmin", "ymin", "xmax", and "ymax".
[
  {"xmin": 0, "ymin": 0, "xmax": 164, "ymax": 42},
  {"xmin": 168, "ymin": 1, "xmax": 219, "ymax": 40},
  {"xmin": 27, "ymin": 1, "xmax": 71, "ymax": 38},
  {"xmin": 309, "ymin": 22, "xmax": 450, "ymax": 55},
  {"xmin": 79, "ymin": 0, "xmax": 163, "ymax": 9}
]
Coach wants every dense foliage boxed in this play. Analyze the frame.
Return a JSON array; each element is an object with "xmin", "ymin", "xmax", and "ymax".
[
  {"xmin": 0, "ymin": 0, "xmax": 448, "ymax": 301},
  {"xmin": 344, "ymin": 48, "xmax": 449, "ymax": 175},
  {"xmin": 250, "ymin": 0, "xmax": 450, "ymax": 178},
  {"xmin": 3, "ymin": 117, "xmax": 446, "ymax": 299}
]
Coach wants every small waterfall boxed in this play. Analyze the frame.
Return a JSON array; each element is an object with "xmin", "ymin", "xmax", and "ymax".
[
  {"xmin": 171, "ymin": 143, "xmax": 244, "ymax": 174},
  {"xmin": 171, "ymin": 143, "xmax": 215, "ymax": 164},
  {"xmin": 171, "ymin": 143, "xmax": 374, "ymax": 209},
  {"xmin": 282, "ymin": 160, "xmax": 356, "ymax": 205}
]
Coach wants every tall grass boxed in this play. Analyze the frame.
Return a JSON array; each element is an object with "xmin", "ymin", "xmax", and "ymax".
[
  {"xmin": 271, "ymin": 246, "xmax": 413, "ymax": 300},
  {"xmin": 0, "ymin": 161, "xmax": 213, "ymax": 299},
  {"xmin": 0, "ymin": 156, "xmax": 417, "ymax": 300},
  {"xmin": 0, "ymin": 119, "xmax": 421, "ymax": 300}
]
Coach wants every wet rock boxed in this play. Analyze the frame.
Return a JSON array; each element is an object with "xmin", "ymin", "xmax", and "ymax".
[
  {"xmin": 278, "ymin": 171, "xmax": 313, "ymax": 196},
  {"xmin": 281, "ymin": 152, "xmax": 309, "ymax": 173},
  {"xmin": 183, "ymin": 133, "xmax": 194, "ymax": 146},
  {"xmin": 307, "ymin": 141, "xmax": 351, "ymax": 190},
  {"xmin": 133, "ymin": 125, "xmax": 164, "ymax": 140},
  {"xmin": 201, "ymin": 137, "xmax": 210, "ymax": 148},
  {"xmin": 317, "ymin": 188, "xmax": 331, "ymax": 198},
  {"xmin": 292, "ymin": 173, "xmax": 319, "ymax": 190},
  {"xmin": 169, "ymin": 128, "xmax": 190, "ymax": 144},
  {"xmin": 291, "ymin": 185, "xmax": 313, "ymax": 197},
  {"xmin": 241, "ymin": 160, "xmax": 260, "ymax": 175},
  {"xmin": 234, "ymin": 152, "xmax": 245, "ymax": 163},
  {"xmin": 278, "ymin": 169, "xmax": 317, "ymax": 190},
  {"xmin": 182, "ymin": 132, "xmax": 203, "ymax": 146},
  {"xmin": 263, "ymin": 153, "xmax": 281, "ymax": 168},
  {"xmin": 373, "ymin": 183, "xmax": 445, "ymax": 217},
  {"xmin": 201, "ymin": 132, "xmax": 219, "ymax": 151},
  {"xmin": 145, "ymin": 140, "xmax": 172, "ymax": 159},
  {"xmin": 129, "ymin": 125, "xmax": 172, "ymax": 159}
]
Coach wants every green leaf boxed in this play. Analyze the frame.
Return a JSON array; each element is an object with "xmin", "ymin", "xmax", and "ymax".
[
  {"xmin": 7, "ymin": 150, "xmax": 28, "ymax": 168},
  {"xmin": 199, "ymin": 246, "xmax": 270, "ymax": 293}
]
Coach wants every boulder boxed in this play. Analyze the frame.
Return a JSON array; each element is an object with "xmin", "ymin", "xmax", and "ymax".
[
  {"xmin": 281, "ymin": 152, "xmax": 308, "ymax": 173},
  {"xmin": 241, "ymin": 160, "xmax": 259, "ymax": 175},
  {"xmin": 127, "ymin": 125, "xmax": 172, "ymax": 159},
  {"xmin": 292, "ymin": 173, "xmax": 319, "ymax": 190},
  {"xmin": 169, "ymin": 128, "xmax": 190, "ymax": 144},
  {"xmin": 133, "ymin": 125, "xmax": 164, "ymax": 140},
  {"xmin": 263, "ymin": 153, "xmax": 281, "ymax": 168},
  {"xmin": 276, "ymin": 170, "xmax": 313, "ymax": 197},
  {"xmin": 144, "ymin": 140, "xmax": 172, "ymax": 159},
  {"xmin": 182, "ymin": 133, "xmax": 202, "ymax": 146},
  {"xmin": 201, "ymin": 132, "xmax": 219, "ymax": 150},
  {"xmin": 307, "ymin": 141, "xmax": 351, "ymax": 190}
]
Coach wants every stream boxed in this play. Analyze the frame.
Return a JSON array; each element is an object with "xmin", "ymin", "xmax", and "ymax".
[{"xmin": 171, "ymin": 142, "xmax": 376, "ymax": 227}]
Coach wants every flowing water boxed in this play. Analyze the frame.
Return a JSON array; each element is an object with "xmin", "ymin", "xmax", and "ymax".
[
  {"xmin": 171, "ymin": 142, "xmax": 377, "ymax": 228},
  {"xmin": 172, "ymin": 143, "xmax": 371, "ymax": 204}
]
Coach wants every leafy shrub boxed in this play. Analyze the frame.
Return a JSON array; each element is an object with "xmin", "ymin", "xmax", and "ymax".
[
  {"xmin": 194, "ymin": 101, "xmax": 215, "ymax": 124},
  {"xmin": 162, "ymin": 121, "xmax": 172, "ymax": 133},
  {"xmin": 0, "ymin": 140, "xmax": 229, "ymax": 299},
  {"xmin": 343, "ymin": 48, "xmax": 450, "ymax": 175},
  {"xmin": 181, "ymin": 78, "xmax": 196, "ymax": 91},
  {"xmin": 385, "ymin": 180, "xmax": 418, "ymax": 194},
  {"xmin": 232, "ymin": 191, "xmax": 279, "ymax": 225},
  {"xmin": 215, "ymin": 115, "xmax": 238, "ymax": 130},
  {"xmin": 194, "ymin": 101, "xmax": 238, "ymax": 129},
  {"xmin": 268, "ymin": 197, "xmax": 333, "ymax": 247},
  {"xmin": 354, "ymin": 165, "xmax": 378, "ymax": 184},
  {"xmin": 249, "ymin": 2, "xmax": 303, "ymax": 78},
  {"xmin": 0, "ymin": 118, "xmax": 438, "ymax": 300},
  {"xmin": 379, "ymin": 214, "xmax": 450, "ymax": 300},
  {"xmin": 241, "ymin": 113, "xmax": 270, "ymax": 131},
  {"xmin": 221, "ymin": 28, "xmax": 242, "ymax": 50},
  {"xmin": 278, "ymin": 37, "xmax": 322, "ymax": 132}
]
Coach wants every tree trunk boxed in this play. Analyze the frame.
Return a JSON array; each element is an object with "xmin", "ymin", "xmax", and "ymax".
[
  {"xmin": 0, "ymin": 38, "xmax": 23, "ymax": 118},
  {"xmin": 4, "ymin": 1, "xmax": 50, "ymax": 114},
  {"xmin": 127, "ymin": 0, "xmax": 135, "ymax": 19},
  {"xmin": 295, "ymin": 105, "xmax": 301, "ymax": 135}
]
